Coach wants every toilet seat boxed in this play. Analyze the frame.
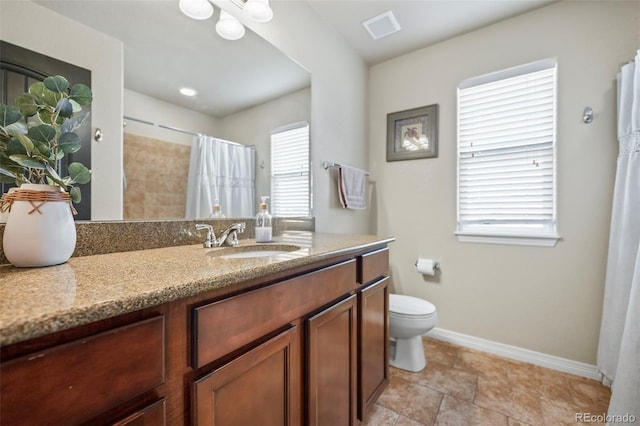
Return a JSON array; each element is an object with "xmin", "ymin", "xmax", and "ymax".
[{"xmin": 389, "ymin": 294, "xmax": 436, "ymax": 319}]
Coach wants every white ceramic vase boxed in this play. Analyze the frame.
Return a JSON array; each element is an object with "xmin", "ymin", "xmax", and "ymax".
[{"xmin": 3, "ymin": 184, "xmax": 77, "ymax": 268}]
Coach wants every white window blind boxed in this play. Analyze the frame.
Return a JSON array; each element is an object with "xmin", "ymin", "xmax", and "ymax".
[
  {"xmin": 456, "ymin": 59, "xmax": 558, "ymax": 246},
  {"xmin": 270, "ymin": 123, "xmax": 310, "ymax": 216}
]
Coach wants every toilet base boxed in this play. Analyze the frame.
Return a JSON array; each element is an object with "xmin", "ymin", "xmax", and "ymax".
[{"xmin": 390, "ymin": 335, "xmax": 426, "ymax": 372}]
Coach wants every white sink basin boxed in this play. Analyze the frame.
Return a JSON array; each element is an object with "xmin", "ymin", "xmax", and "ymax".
[{"xmin": 207, "ymin": 244, "xmax": 301, "ymax": 259}]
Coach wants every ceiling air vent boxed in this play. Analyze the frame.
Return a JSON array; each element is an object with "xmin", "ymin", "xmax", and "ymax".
[{"xmin": 362, "ymin": 10, "xmax": 401, "ymax": 40}]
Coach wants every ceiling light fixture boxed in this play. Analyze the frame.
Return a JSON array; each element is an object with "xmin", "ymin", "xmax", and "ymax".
[
  {"xmin": 178, "ymin": 0, "xmax": 214, "ymax": 20},
  {"xmin": 179, "ymin": 0, "xmax": 269, "ymax": 41},
  {"xmin": 216, "ymin": 10, "xmax": 246, "ymax": 40},
  {"xmin": 179, "ymin": 87, "xmax": 198, "ymax": 97},
  {"xmin": 243, "ymin": 0, "xmax": 273, "ymax": 23}
]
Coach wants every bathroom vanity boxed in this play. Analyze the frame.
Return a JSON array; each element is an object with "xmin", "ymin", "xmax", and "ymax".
[{"xmin": 0, "ymin": 233, "xmax": 393, "ymax": 425}]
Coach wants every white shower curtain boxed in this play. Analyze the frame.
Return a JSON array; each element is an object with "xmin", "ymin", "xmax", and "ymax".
[
  {"xmin": 185, "ymin": 135, "xmax": 255, "ymax": 219},
  {"xmin": 597, "ymin": 49, "xmax": 640, "ymax": 422}
]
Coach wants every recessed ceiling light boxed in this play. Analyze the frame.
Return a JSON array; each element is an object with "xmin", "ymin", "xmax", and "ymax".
[
  {"xmin": 362, "ymin": 10, "xmax": 401, "ymax": 40},
  {"xmin": 179, "ymin": 87, "xmax": 198, "ymax": 97}
]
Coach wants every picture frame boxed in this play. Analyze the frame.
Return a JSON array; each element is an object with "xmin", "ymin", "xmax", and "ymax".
[{"xmin": 386, "ymin": 104, "xmax": 439, "ymax": 162}]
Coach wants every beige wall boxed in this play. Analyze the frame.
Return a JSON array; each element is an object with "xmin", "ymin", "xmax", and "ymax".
[
  {"xmin": 369, "ymin": 0, "xmax": 639, "ymax": 364},
  {"xmin": 218, "ymin": 88, "xmax": 311, "ymax": 212},
  {"xmin": 230, "ymin": 0, "xmax": 370, "ymax": 233},
  {"xmin": 123, "ymin": 89, "xmax": 220, "ymax": 146},
  {"xmin": 0, "ymin": 0, "xmax": 124, "ymax": 220}
]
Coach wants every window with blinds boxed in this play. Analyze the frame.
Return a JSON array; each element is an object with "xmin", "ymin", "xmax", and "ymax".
[
  {"xmin": 270, "ymin": 123, "xmax": 310, "ymax": 217},
  {"xmin": 456, "ymin": 59, "xmax": 559, "ymax": 246}
]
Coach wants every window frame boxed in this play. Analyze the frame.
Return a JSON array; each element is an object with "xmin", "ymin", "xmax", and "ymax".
[{"xmin": 455, "ymin": 58, "xmax": 560, "ymax": 247}]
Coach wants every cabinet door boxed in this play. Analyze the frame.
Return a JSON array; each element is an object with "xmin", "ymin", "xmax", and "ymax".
[
  {"xmin": 307, "ymin": 295, "xmax": 357, "ymax": 426},
  {"xmin": 111, "ymin": 399, "xmax": 166, "ymax": 426},
  {"xmin": 358, "ymin": 277, "xmax": 390, "ymax": 420},
  {"xmin": 0, "ymin": 316, "xmax": 165, "ymax": 426},
  {"xmin": 193, "ymin": 325, "xmax": 301, "ymax": 426}
]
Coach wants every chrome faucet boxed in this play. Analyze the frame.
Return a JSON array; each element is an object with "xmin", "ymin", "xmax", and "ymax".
[
  {"xmin": 217, "ymin": 222, "xmax": 246, "ymax": 247},
  {"xmin": 195, "ymin": 222, "xmax": 246, "ymax": 248}
]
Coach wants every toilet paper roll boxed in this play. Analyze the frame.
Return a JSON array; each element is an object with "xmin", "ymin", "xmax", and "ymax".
[{"xmin": 416, "ymin": 258, "xmax": 437, "ymax": 276}]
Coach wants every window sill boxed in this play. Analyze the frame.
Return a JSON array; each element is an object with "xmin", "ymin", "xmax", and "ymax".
[{"xmin": 455, "ymin": 231, "xmax": 560, "ymax": 247}]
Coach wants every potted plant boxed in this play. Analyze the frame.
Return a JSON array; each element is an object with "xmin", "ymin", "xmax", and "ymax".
[{"xmin": 0, "ymin": 75, "xmax": 92, "ymax": 267}]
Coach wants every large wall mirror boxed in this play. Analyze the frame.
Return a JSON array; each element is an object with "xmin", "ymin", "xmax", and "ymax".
[{"xmin": 3, "ymin": 0, "xmax": 311, "ymax": 221}]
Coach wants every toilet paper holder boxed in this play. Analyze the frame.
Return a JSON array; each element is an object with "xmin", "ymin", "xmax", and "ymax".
[{"xmin": 414, "ymin": 259, "xmax": 440, "ymax": 271}]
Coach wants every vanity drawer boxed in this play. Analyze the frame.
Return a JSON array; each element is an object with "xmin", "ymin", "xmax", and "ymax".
[
  {"xmin": 193, "ymin": 259, "xmax": 357, "ymax": 368},
  {"xmin": 359, "ymin": 248, "xmax": 389, "ymax": 285},
  {"xmin": 0, "ymin": 315, "xmax": 165, "ymax": 426}
]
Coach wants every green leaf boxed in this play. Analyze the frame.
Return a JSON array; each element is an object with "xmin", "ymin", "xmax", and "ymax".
[
  {"xmin": 27, "ymin": 124, "xmax": 56, "ymax": 144},
  {"xmin": 44, "ymin": 75, "xmax": 69, "ymax": 93},
  {"xmin": 58, "ymin": 132, "xmax": 81, "ymax": 153},
  {"xmin": 0, "ymin": 174, "xmax": 17, "ymax": 184},
  {"xmin": 45, "ymin": 163, "xmax": 62, "ymax": 181},
  {"xmin": 15, "ymin": 94, "xmax": 40, "ymax": 117},
  {"xmin": 9, "ymin": 154, "xmax": 46, "ymax": 169},
  {"xmin": 35, "ymin": 142, "xmax": 51, "ymax": 157},
  {"xmin": 0, "ymin": 166, "xmax": 17, "ymax": 178},
  {"xmin": 38, "ymin": 108, "xmax": 64, "ymax": 126},
  {"xmin": 0, "ymin": 104, "xmax": 21, "ymax": 127},
  {"xmin": 69, "ymin": 186, "xmax": 81, "ymax": 203},
  {"xmin": 55, "ymin": 98, "xmax": 73, "ymax": 118},
  {"xmin": 3, "ymin": 120, "xmax": 28, "ymax": 137},
  {"xmin": 5, "ymin": 139, "xmax": 27, "ymax": 156},
  {"xmin": 29, "ymin": 81, "xmax": 63, "ymax": 108},
  {"xmin": 15, "ymin": 134, "xmax": 34, "ymax": 154},
  {"xmin": 69, "ymin": 84, "xmax": 92, "ymax": 105},
  {"xmin": 60, "ymin": 112, "xmax": 90, "ymax": 133},
  {"xmin": 44, "ymin": 163, "xmax": 66, "ymax": 188},
  {"xmin": 69, "ymin": 99, "xmax": 82, "ymax": 113},
  {"xmin": 67, "ymin": 162, "xmax": 91, "ymax": 184}
]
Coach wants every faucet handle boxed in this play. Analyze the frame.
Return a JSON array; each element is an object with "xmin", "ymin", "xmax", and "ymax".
[
  {"xmin": 225, "ymin": 222, "xmax": 246, "ymax": 246},
  {"xmin": 195, "ymin": 224, "xmax": 216, "ymax": 248}
]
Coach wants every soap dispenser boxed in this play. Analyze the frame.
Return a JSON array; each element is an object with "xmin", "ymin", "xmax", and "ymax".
[
  {"xmin": 210, "ymin": 200, "xmax": 226, "ymax": 219},
  {"xmin": 255, "ymin": 196, "xmax": 272, "ymax": 243}
]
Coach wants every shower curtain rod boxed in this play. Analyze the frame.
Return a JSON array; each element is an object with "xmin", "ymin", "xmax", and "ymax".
[{"xmin": 123, "ymin": 115, "xmax": 254, "ymax": 149}]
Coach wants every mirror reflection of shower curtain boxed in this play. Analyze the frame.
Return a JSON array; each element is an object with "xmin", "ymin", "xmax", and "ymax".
[{"xmin": 186, "ymin": 135, "xmax": 255, "ymax": 219}]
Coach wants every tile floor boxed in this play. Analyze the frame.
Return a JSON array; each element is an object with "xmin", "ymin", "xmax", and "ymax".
[{"xmin": 363, "ymin": 337, "xmax": 611, "ymax": 426}]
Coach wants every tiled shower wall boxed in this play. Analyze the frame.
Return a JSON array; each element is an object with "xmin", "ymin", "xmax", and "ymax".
[{"xmin": 123, "ymin": 133, "xmax": 191, "ymax": 219}]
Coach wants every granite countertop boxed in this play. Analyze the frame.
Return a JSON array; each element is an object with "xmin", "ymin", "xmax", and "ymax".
[{"xmin": 0, "ymin": 232, "xmax": 393, "ymax": 347}]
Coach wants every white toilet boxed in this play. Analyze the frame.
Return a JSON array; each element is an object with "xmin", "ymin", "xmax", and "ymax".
[{"xmin": 389, "ymin": 294, "xmax": 438, "ymax": 372}]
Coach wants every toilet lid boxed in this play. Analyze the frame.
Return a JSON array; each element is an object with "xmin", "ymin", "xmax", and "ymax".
[{"xmin": 389, "ymin": 294, "xmax": 436, "ymax": 316}]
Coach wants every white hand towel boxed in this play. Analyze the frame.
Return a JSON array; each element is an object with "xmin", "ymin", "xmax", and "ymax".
[{"xmin": 338, "ymin": 165, "xmax": 367, "ymax": 209}]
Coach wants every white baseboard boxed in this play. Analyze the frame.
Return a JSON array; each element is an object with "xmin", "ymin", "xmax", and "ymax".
[{"xmin": 426, "ymin": 327, "xmax": 602, "ymax": 381}]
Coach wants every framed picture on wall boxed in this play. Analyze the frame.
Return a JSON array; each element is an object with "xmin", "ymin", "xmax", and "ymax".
[{"xmin": 386, "ymin": 104, "xmax": 439, "ymax": 162}]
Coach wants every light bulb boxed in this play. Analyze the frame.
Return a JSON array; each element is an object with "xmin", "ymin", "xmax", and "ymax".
[
  {"xmin": 216, "ymin": 10, "xmax": 245, "ymax": 40},
  {"xmin": 243, "ymin": 0, "xmax": 273, "ymax": 23},
  {"xmin": 178, "ymin": 0, "xmax": 214, "ymax": 20}
]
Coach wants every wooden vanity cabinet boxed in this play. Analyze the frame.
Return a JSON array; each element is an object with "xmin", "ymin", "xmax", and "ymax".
[
  {"xmin": 191, "ymin": 260, "xmax": 358, "ymax": 426},
  {"xmin": 191, "ymin": 248, "xmax": 390, "ymax": 425},
  {"xmin": 357, "ymin": 248, "xmax": 391, "ymax": 421},
  {"xmin": 0, "ymin": 243, "xmax": 391, "ymax": 425},
  {"xmin": 0, "ymin": 315, "xmax": 166, "ymax": 426}
]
